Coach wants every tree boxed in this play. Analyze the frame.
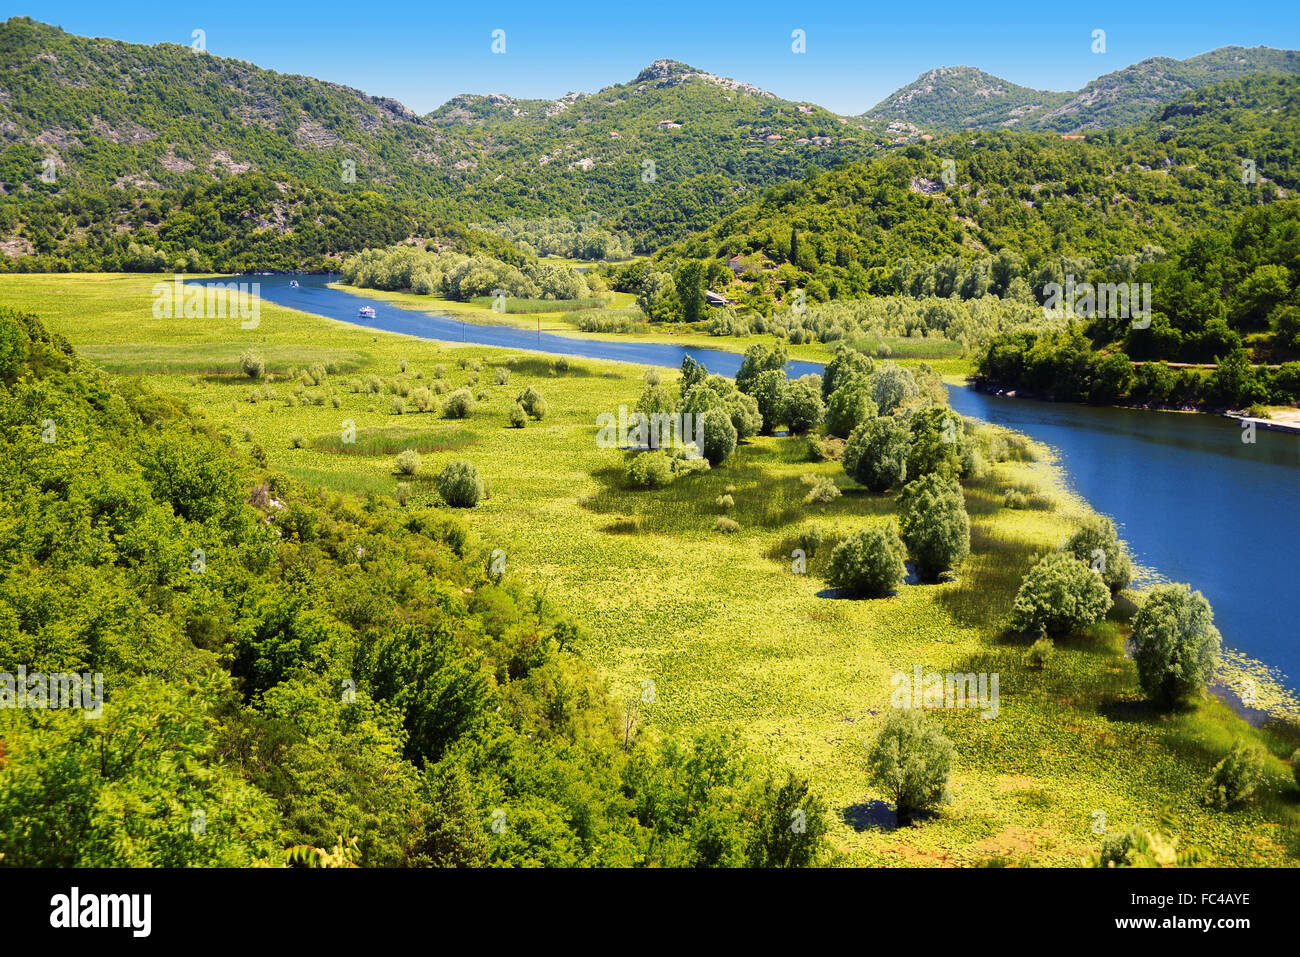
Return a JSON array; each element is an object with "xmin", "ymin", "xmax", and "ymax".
[
  {"xmin": 700, "ymin": 407, "xmax": 737, "ymax": 466},
  {"xmin": 867, "ymin": 709, "xmax": 955, "ymax": 825},
  {"xmin": 781, "ymin": 379, "xmax": 825, "ymax": 435},
  {"xmin": 899, "ymin": 474, "xmax": 970, "ymax": 582},
  {"xmin": 869, "ymin": 363, "xmax": 919, "ymax": 415},
  {"xmin": 1062, "ymin": 515, "xmax": 1131, "ymax": 593},
  {"xmin": 674, "ymin": 259, "xmax": 707, "ymax": 323},
  {"xmin": 822, "ymin": 345, "xmax": 873, "ymax": 401},
  {"xmin": 735, "ymin": 342, "xmax": 788, "ymax": 394},
  {"xmin": 744, "ymin": 772, "xmax": 828, "ymax": 867},
  {"xmin": 1204, "ymin": 741, "xmax": 1266, "ymax": 810},
  {"xmin": 1010, "ymin": 552, "xmax": 1112, "ymax": 637},
  {"xmin": 826, "ymin": 524, "xmax": 906, "ymax": 598},
  {"xmin": 1131, "ymin": 584, "xmax": 1221, "ymax": 708},
  {"xmin": 748, "ymin": 369, "xmax": 790, "ymax": 434},
  {"xmin": 906, "ymin": 406, "xmax": 963, "ymax": 480},
  {"xmin": 636, "ymin": 271, "xmax": 677, "ymax": 322},
  {"xmin": 824, "ymin": 379, "xmax": 876, "ymax": 439},
  {"xmin": 843, "ymin": 416, "xmax": 909, "ymax": 492},
  {"xmin": 516, "ymin": 386, "xmax": 547, "ymax": 419},
  {"xmin": 437, "ymin": 460, "xmax": 484, "ymax": 507}
]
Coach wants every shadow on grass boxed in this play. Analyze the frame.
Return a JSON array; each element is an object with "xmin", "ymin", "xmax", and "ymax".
[{"xmin": 843, "ymin": 801, "xmax": 937, "ymax": 832}]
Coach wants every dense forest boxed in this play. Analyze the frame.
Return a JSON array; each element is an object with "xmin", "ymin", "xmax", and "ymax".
[{"xmin": 0, "ymin": 306, "xmax": 829, "ymax": 866}]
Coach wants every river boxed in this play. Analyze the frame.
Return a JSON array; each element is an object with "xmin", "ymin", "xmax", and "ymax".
[{"xmin": 247, "ymin": 274, "xmax": 1300, "ymax": 698}]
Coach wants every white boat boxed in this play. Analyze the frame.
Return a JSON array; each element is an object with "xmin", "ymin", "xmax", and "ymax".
[
  {"xmin": 358, "ymin": 306, "xmax": 376, "ymax": 319},
  {"xmin": 289, "ymin": 280, "xmax": 299, "ymax": 288}
]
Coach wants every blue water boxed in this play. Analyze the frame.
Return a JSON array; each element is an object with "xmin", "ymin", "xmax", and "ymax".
[
  {"xmin": 947, "ymin": 386, "xmax": 1300, "ymax": 693},
  {"xmin": 231, "ymin": 275, "xmax": 1300, "ymax": 692},
  {"xmin": 247, "ymin": 274, "xmax": 825, "ymax": 379}
]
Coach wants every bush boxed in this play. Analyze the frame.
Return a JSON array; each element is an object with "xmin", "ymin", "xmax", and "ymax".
[
  {"xmin": 410, "ymin": 387, "xmax": 434, "ymax": 412},
  {"xmin": 1010, "ymin": 552, "xmax": 1112, "ymax": 637},
  {"xmin": 898, "ymin": 474, "xmax": 969, "ymax": 581},
  {"xmin": 494, "ymin": 367, "xmax": 510, "ymax": 386},
  {"xmin": 1025, "ymin": 637, "xmax": 1055, "ymax": 669},
  {"xmin": 803, "ymin": 476, "xmax": 841, "ymax": 505},
  {"xmin": 443, "ymin": 388, "xmax": 475, "ymax": 419},
  {"xmin": 869, "ymin": 363, "xmax": 919, "ymax": 415},
  {"xmin": 906, "ymin": 407, "xmax": 964, "ymax": 481},
  {"xmin": 508, "ymin": 403, "xmax": 527, "ymax": 428},
  {"xmin": 794, "ymin": 524, "xmax": 825, "ymax": 557},
  {"xmin": 395, "ymin": 449, "xmax": 421, "ymax": 476},
  {"xmin": 1131, "ymin": 583, "xmax": 1222, "ymax": 709},
  {"xmin": 1204, "ymin": 741, "xmax": 1267, "ymax": 810},
  {"xmin": 626, "ymin": 451, "xmax": 675, "ymax": 489},
  {"xmin": 437, "ymin": 460, "xmax": 484, "ymax": 508},
  {"xmin": 395, "ymin": 482, "xmax": 412, "ymax": 507},
  {"xmin": 843, "ymin": 416, "xmax": 909, "ymax": 492},
  {"xmin": 517, "ymin": 386, "xmax": 547, "ymax": 419},
  {"xmin": 1093, "ymin": 827, "xmax": 1180, "ymax": 868},
  {"xmin": 365, "ymin": 374, "xmax": 384, "ymax": 394},
  {"xmin": 867, "ymin": 709, "xmax": 955, "ymax": 825},
  {"xmin": 714, "ymin": 516, "xmax": 740, "ymax": 534},
  {"xmin": 826, "ymin": 524, "xmax": 906, "ymax": 598},
  {"xmin": 239, "ymin": 350, "xmax": 266, "ymax": 379},
  {"xmin": 781, "ymin": 380, "xmax": 825, "ymax": 435},
  {"xmin": 290, "ymin": 434, "xmax": 305, "ymax": 449},
  {"xmin": 824, "ymin": 380, "xmax": 877, "ymax": 439},
  {"xmin": 1003, "ymin": 489, "xmax": 1027, "ymax": 509},
  {"xmin": 700, "ymin": 407, "xmax": 738, "ymax": 466},
  {"xmin": 715, "ymin": 494, "xmax": 735, "ymax": 510},
  {"xmin": 390, "ymin": 396, "xmax": 406, "ymax": 415},
  {"xmin": 1063, "ymin": 515, "xmax": 1132, "ymax": 593}
]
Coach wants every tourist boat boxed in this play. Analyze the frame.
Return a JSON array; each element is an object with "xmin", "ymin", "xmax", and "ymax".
[
  {"xmin": 289, "ymin": 279, "xmax": 299, "ymax": 288},
  {"xmin": 358, "ymin": 306, "xmax": 376, "ymax": 319}
]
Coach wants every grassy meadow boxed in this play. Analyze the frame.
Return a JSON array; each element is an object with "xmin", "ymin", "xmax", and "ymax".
[{"xmin": 2, "ymin": 272, "xmax": 1296, "ymax": 867}]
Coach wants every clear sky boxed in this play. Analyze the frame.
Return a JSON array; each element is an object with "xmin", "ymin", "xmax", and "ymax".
[{"xmin": 11, "ymin": 0, "xmax": 1300, "ymax": 115}]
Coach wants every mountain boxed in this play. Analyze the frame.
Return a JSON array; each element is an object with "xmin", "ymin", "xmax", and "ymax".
[
  {"xmin": 864, "ymin": 46, "xmax": 1300, "ymax": 132},
  {"xmin": 0, "ymin": 21, "xmax": 880, "ymax": 251},
  {"xmin": 862, "ymin": 66, "xmax": 1071, "ymax": 130}
]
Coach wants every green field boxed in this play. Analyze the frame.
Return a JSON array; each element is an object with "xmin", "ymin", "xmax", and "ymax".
[{"xmin": 3, "ymin": 272, "xmax": 1296, "ymax": 866}]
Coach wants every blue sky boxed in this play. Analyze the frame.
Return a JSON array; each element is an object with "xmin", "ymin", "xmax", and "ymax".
[{"xmin": 12, "ymin": 0, "xmax": 1300, "ymax": 114}]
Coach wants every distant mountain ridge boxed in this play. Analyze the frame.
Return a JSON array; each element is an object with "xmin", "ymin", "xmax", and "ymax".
[{"xmin": 864, "ymin": 46, "xmax": 1300, "ymax": 131}]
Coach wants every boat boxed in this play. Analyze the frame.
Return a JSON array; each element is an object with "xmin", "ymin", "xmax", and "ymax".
[
  {"xmin": 358, "ymin": 306, "xmax": 376, "ymax": 319},
  {"xmin": 289, "ymin": 279, "xmax": 299, "ymax": 288}
]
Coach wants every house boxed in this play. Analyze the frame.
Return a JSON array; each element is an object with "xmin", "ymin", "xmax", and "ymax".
[
  {"xmin": 727, "ymin": 255, "xmax": 745, "ymax": 275},
  {"xmin": 795, "ymin": 138, "xmax": 810, "ymax": 145},
  {"xmin": 764, "ymin": 133, "xmax": 782, "ymax": 142},
  {"xmin": 658, "ymin": 119, "xmax": 682, "ymax": 130},
  {"xmin": 811, "ymin": 136, "xmax": 831, "ymax": 145},
  {"xmin": 704, "ymin": 290, "xmax": 733, "ymax": 307},
  {"xmin": 1061, "ymin": 134, "xmax": 1085, "ymax": 140}
]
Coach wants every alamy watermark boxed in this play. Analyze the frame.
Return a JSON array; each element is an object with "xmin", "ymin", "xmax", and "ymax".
[
  {"xmin": 890, "ymin": 665, "xmax": 999, "ymax": 719},
  {"xmin": 151, "ymin": 275, "xmax": 260, "ymax": 329},
  {"xmin": 1, "ymin": 666, "xmax": 103, "ymax": 718},
  {"xmin": 1042, "ymin": 275, "xmax": 1151, "ymax": 327},
  {"xmin": 596, "ymin": 406, "xmax": 705, "ymax": 457}
]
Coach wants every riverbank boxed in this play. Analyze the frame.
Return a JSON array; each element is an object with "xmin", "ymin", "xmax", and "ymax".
[{"xmin": 3, "ymin": 272, "xmax": 1298, "ymax": 865}]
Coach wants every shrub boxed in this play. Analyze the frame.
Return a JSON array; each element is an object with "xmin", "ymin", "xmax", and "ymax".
[
  {"xmin": 365, "ymin": 374, "xmax": 384, "ymax": 394},
  {"xmin": 803, "ymin": 476, "xmax": 841, "ymax": 505},
  {"xmin": 714, "ymin": 516, "xmax": 740, "ymax": 534},
  {"xmin": 239, "ymin": 350, "xmax": 265, "ymax": 379},
  {"xmin": 824, "ymin": 380, "xmax": 877, "ymax": 439},
  {"xmin": 700, "ymin": 407, "xmax": 738, "ymax": 466},
  {"xmin": 794, "ymin": 524, "xmax": 825, "ymax": 557},
  {"xmin": 1063, "ymin": 515, "xmax": 1132, "ymax": 593},
  {"xmin": 394, "ymin": 449, "xmax": 421, "ymax": 476},
  {"xmin": 395, "ymin": 482, "xmax": 412, "ymax": 507},
  {"xmin": 868, "ymin": 709, "xmax": 955, "ymax": 825},
  {"xmin": 869, "ymin": 363, "xmax": 919, "ymax": 415},
  {"xmin": 843, "ymin": 416, "xmax": 909, "ymax": 492},
  {"xmin": 826, "ymin": 524, "xmax": 906, "ymax": 597},
  {"xmin": 1093, "ymin": 827, "xmax": 1181, "ymax": 868},
  {"xmin": 782, "ymin": 380, "xmax": 825, "ymax": 435},
  {"xmin": 1204, "ymin": 741, "xmax": 1267, "ymax": 810},
  {"xmin": 898, "ymin": 473, "xmax": 970, "ymax": 581},
  {"xmin": 290, "ymin": 434, "xmax": 305, "ymax": 449},
  {"xmin": 437, "ymin": 460, "xmax": 484, "ymax": 508},
  {"xmin": 433, "ymin": 378, "xmax": 450, "ymax": 395},
  {"xmin": 517, "ymin": 386, "xmax": 547, "ymax": 419},
  {"xmin": 494, "ymin": 367, "xmax": 510, "ymax": 386},
  {"xmin": 626, "ymin": 451, "xmax": 675, "ymax": 489},
  {"xmin": 434, "ymin": 364, "xmax": 448, "ymax": 379},
  {"xmin": 1003, "ymin": 489, "xmax": 1027, "ymax": 509},
  {"xmin": 715, "ymin": 494, "xmax": 735, "ymax": 510},
  {"xmin": 390, "ymin": 396, "xmax": 406, "ymax": 415},
  {"xmin": 443, "ymin": 388, "xmax": 475, "ymax": 419},
  {"xmin": 410, "ymin": 387, "xmax": 434, "ymax": 412},
  {"xmin": 1131, "ymin": 584, "xmax": 1222, "ymax": 709},
  {"xmin": 1010, "ymin": 552, "xmax": 1112, "ymax": 637},
  {"xmin": 508, "ymin": 403, "xmax": 528, "ymax": 428},
  {"xmin": 644, "ymin": 368, "xmax": 662, "ymax": 387},
  {"xmin": 906, "ymin": 407, "xmax": 964, "ymax": 481},
  {"xmin": 1025, "ymin": 637, "xmax": 1055, "ymax": 669},
  {"xmin": 331, "ymin": 394, "xmax": 343, "ymax": 409}
]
